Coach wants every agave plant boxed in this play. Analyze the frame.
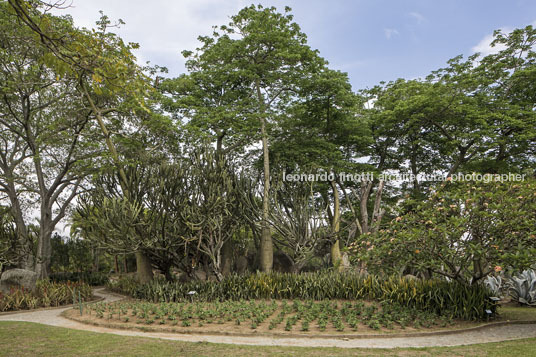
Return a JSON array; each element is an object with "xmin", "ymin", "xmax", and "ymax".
[
  {"xmin": 483, "ymin": 275, "xmax": 504, "ymax": 298},
  {"xmin": 507, "ymin": 269, "xmax": 536, "ymax": 306}
]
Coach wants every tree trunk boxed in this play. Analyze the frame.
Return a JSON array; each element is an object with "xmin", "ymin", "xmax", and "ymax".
[
  {"xmin": 213, "ymin": 266, "xmax": 224, "ymax": 282},
  {"xmin": 258, "ymin": 102, "xmax": 273, "ymax": 272},
  {"xmin": 5, "ymin": 182, "xmax": 33, "ymax": 270},
  {"xmin": 92, "ymin": 248, "xmax": 99, "ymax": 272},
  {"xmin": 114, "ymin": 256, "xmax": 119, "ymax": 274},
  {"xmin": 290, "ymin": 262, "xmax": 304, "ymax": 274},
  {"xmin": 135, "ymin": 251, "xmax": 153, "ymax": 284},
  {"xmin": 370, "ymin": 180, "xmax": 385, "ymax": 233},
  {"xmin": 331, "ymin": 239, "xmax": 343, "ymax": 270},
  {"xmin": 163, "ymin": 263, "xmax": 174, "ymax": 282},
  {"xmin": 330, "ymin": 180, "xmax": 343, "ymax": 271},
  {"xmin": 360, "ymin": 181, "xmax": 373, "ymax": 234},
  {"xmin": 220, "ymin": 239, "xmax": 233, "ymax": 276},
  {"xmin": 35, "ymin": 224, "xmax": 52, "ymax": 279},
  {"xmin": 259, "ymin": 216, "xmax": 273, "ymax": 273}
]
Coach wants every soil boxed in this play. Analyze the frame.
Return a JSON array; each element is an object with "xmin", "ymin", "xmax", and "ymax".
[{"xmin": 62, "ymin": 299, "xmax": 484, "ymax": 337}]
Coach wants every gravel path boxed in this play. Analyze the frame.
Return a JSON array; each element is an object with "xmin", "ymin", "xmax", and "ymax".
[{"xmin": 1, "ymin": 288, "xmax": 536, "ymax": 349}]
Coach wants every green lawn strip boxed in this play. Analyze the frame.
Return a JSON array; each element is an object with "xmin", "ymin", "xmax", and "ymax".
[
  {"xmin": 1, "ymin": 321, "xmax": 536, "ymax": 357},
  {"xmin": 499, "ymin": 306, "xmax": 536, "ymax": 322}
]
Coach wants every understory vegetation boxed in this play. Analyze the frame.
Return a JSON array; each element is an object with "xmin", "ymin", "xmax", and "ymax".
[
  {"xmin": 49, "ymin": 272, "xmax": 109, "ymax": 286},
  {"xmin": 0, "ymin": 281, "xmax": 92, "ymax": 312},
  {"xmin": 107, "ymin": 272, "xmax": 496, "ymax": 320}
]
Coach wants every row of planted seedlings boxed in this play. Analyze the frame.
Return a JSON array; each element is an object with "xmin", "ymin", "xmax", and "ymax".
[{"xmin": 83, "ymin": 298, "xmax": 456, "ymax": 332}]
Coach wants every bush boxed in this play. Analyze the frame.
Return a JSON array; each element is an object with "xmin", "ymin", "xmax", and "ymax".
[
  {"xmin": 106, "ymin": 276, "xmax": 140, "ymax": 297},
  {"xmin": 0, "ymin": 280, "xmax": 92, "ymax": 311},
  {"xmin": 357, "ymin": 180, "xmax": 536, "ymax": 285},
  {"xmin": 107, "ymin": 271, "xmax": 496, "ymax": 320},
  {"xmin": 49, "ymin": 271, "xmax": 109, "ymax": 286}
]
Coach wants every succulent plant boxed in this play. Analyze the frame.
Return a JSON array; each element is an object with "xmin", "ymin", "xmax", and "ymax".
[
  {"xmin": 507, "ymin": 269, "xmax": 536, "ymax": 306},
  {"xmin": 483, "ymin": 275, "xmax": 504, "ymax": 298}
]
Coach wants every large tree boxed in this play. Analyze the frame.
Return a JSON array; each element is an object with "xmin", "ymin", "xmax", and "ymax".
[
  {"xmin": 271, "ymin": 68, "xmax": 371, "ymax": 269},
  {"xmin": 7, "ymin": 0, "xmax": 168, "ymax": 280},
  {"xmin": 177, "ymin": 5, "xmax": 327, "ymax": 271},
  {"xmin": 0, "ymin": 4, "xmax": 106, "ymax": 277}
]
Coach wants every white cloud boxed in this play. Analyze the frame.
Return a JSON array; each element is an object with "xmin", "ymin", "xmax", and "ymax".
[
  {"xmin": 471, "ymin": 28, "xmax": 511, "ymax": 56},
  {"xmin": 384, "ymin": 28, "xmax": 399, "ymax": 40},
  {"xmin": 51, "ymin": 0, "xmax": 249, "ymax": 77},
  {"xmin": 408, "ymin": 12, "xmax": 426, "ymax": 24},
  {"xmin": 472, "ymin": 21, "xmax": 536, "ymax": 56}
]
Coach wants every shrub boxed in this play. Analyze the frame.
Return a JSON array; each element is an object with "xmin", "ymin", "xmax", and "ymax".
[
  {"xmin": 50, "ymin": 271, "xmax": 109, "ymax": 286},
  {"xmin": 106, "ymin": 276, "xmax": 140, "ymax": 297},
  {"xmin": 0, "ymin": 280, "xmax": 92, "ymax": 311},
  {"xmin": 356, "ymin": 180, "xmax": 536, "ymax": 285},
  {"xmin": 107, "ymin": 271, "xmax": 496, "ymax": 320}
]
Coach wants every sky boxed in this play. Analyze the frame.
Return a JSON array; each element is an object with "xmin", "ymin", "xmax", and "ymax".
[{"xmin": 50, "ymin": 0, "xmax": 536, "ymax": 90}]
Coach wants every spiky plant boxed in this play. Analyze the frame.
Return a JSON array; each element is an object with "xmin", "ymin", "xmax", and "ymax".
[
  {"xmin": 483, "ymin": 275, "xmax": 504, "ymax": 298},
  {"xmin": 507, "ymin": 269, "xmax": 536, "ymax": 306}
]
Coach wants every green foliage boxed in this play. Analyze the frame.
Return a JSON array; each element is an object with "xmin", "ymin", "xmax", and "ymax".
[
  {"xmin": 73, "ymin": 145, "xmax": 242, "ymax": 280},
  {"xmin": 50, "ymin": 234, "xmax": 111, "ymax": 274},
  {"xmin": 357, "ymin": 179, "xmax": 536, "ymax": 285},
  {"xmin": 0, "ymin": 280, "xmax": 91, "ymax": 311},
  {"xmin": 108, "ymin": 271, "xmax": 495, "ymax": 320},
  {"xmin": 268, "ymin": 180, "xmax": 330, "ymax": 272},
  {"xmin": 0, "ymin": 207, "xmax": 18, "ymax": 270},
  {"xmin": 49, "ymin": 272, "xmax": 109, "ymax": 286}
]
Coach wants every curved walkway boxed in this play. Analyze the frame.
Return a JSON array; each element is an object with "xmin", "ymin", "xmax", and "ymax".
[{"xmin": 1, "ymin": 288, "xmax": 536, "ymax": 349}]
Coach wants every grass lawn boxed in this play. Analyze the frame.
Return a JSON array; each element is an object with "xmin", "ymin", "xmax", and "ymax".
[
  {"xmin": 1, "ymin": 321, "xmax": 536, "ymax": 357},
  {"xmin": 499, "ymin": 305, "xmax": 536, "ymax": 321}
]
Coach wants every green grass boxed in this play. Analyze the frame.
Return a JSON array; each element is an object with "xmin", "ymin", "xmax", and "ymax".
[
  {"xmin": 1, "ymin": 321, "xmax": 536, "ymax": 356},
  {"xmin": 500, "ymin": 306, "xmax": 536, "ymax": 322}
]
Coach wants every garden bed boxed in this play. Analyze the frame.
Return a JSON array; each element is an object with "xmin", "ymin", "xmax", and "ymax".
[
  {"xmin": 63, "ymin": 298, "xmax": 488, "ymax": 337},
  {"xmin": 0, "ymin": 281, "xmax": 93, "ymax": 312}
]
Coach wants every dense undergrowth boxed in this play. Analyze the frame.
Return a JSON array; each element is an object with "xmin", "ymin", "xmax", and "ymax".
[{"xmin": 50, "ymin": 271, "xmax": 109, "ymax": 286}]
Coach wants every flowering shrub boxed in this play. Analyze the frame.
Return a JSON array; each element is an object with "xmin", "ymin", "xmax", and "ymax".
[{"xmin": 355, "ymin": 179, "xmax": 536, "ymax": 285}]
